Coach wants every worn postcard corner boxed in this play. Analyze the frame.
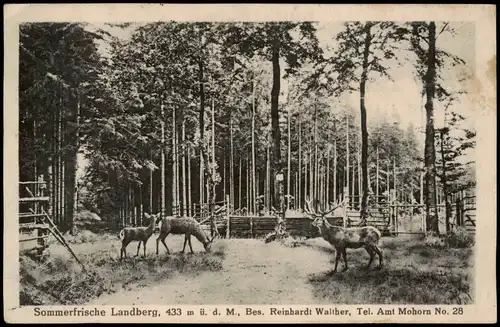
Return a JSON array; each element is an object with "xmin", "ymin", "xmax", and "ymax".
[{"xmin": 3, "ymin": 3, "xmax": 497, "ymax": 324}]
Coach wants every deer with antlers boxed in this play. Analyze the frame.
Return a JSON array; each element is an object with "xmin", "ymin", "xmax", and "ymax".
[{"xmin": 304, "ymin": 197, "xmax": 383, "ymax": 274}]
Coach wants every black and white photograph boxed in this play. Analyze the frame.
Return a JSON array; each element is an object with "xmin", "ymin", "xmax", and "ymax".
[{"xmin": 4, "ymin": 3, "xmax": 496, "ymax": 324}]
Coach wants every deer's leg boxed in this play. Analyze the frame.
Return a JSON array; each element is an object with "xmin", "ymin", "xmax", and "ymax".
[
  {"xmin": 372, "ymin": 244, "xmax": 383, "ymax": 268},
  {"xmin": 341, "ymin": 248, "xmax": 348, "ymax": 272},
  {"xmin": 135, "ymin": 241, "xmax": 141, "ymax": 257},
  {"xmin": 332, "ymin": 250, "xmax": 341, "ymax": 274},
  {"xmin": 365, "ymin": 245, "xmax": 375, "ymax": 270},
  {"xmin": 121, "ymin": 241, "xmax": 130, "ymax": 260},
  {"xmin": 188, "ymin": 236, "xmax": 194, "ymax": 254},
  {"xmin": 143, "ymin": 239, "xmax": 148, "ymax": 257},
  {"xmin": 156, "ymin": 235, "xmax": 161, "ymax": 255},
  {"xmin": 161, "ymin": 234, "xmax": 171, "ymax": 255},
  {"xmin": 182, "ymin": 235, "xmax": 188, "ymax": 254},
  {"xmin": 157, "ymin": 233, "xmax": 170, "ymax": 255}
]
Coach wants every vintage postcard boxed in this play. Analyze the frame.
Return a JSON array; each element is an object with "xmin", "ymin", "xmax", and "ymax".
[{"xmin": 4, "ymin": 3, "xmax": 497, "ymax": 324}]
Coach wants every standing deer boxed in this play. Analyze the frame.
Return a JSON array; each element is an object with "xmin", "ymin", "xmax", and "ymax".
[
  {"xmin": 155, "ymin": 216, "xmax": 215, "ymax": 255},
  {"xmin": 305, "ymin": 198, "xmax": 383, "ymax": 274},
  {"xmin": 119, "ymin": 212, "xmax": 159, "ymax": 260}
]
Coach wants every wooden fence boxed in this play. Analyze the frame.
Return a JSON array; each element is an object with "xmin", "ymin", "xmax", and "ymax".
[
  {"xmin": 224, "ymin": 215, "xmax": 344, "ymax": 239},
  {"xmin": 218, "ymin": 194, "xmax": 475, "ymax": 239}
]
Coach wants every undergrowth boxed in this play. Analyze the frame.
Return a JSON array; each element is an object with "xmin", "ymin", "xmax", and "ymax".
[{"xmin": 20, "ymin": 233, "xmax": 226, "ymax": 306}]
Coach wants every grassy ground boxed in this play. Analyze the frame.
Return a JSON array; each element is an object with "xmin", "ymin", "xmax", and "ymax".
[
  {"xmin": 301, "ymin": 235, "xmax": 474, "ymax": 304},
  {"xmin": 20, "ymin": 232, "xmax": 225, "ymax": 305},
  {"xmin": 20, "ymin": 231, "xmax": 474, "ymax": 305}
]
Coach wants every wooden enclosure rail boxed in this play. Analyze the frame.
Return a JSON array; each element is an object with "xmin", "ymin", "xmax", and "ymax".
[
  {"xmin": 19, "ymin": 196, "xmax": 50, "ymax": 202},
  {"xmin": 20, "ymin": 235, "xmax": 50, "ymax": 243},
  {"xmin": 19, "ymin": 213, "xmax": 47, "ymax": 218},
  {"xmin": 19, "ymin": 181, "xmax": 47, "ymax": 185}
]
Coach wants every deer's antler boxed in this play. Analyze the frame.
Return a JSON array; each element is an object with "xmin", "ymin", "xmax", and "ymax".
[
  {"xmin": 304, "ymin": 197, "xmax": 317, "ymax": 220},
  {"xmin": 318, "ymin": 197, "xmax": 347, "ymax": 217}
]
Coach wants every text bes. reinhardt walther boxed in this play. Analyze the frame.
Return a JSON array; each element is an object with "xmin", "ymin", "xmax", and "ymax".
[{"xmin": 268, "ymin": 308, "xmax": 351, "ymax": 316}]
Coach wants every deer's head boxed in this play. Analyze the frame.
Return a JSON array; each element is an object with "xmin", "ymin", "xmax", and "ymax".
[
  {"xmin": 195, "ymin": 218, "xmax": 217, "ymax": 252},
  {"xmin": 304, "ymin": 197, "xmax": 346, "ymax": 232},
  {"xmin": 144, "ymin": 212, "xmax": 160, "ymax": 222},
  {"xmin": 144, "ymin": 212, "xmax": 162, "ymax": 226},
  {"xmin": 204, "ymin": 234, "xmax": 217, "ymax": 252}
]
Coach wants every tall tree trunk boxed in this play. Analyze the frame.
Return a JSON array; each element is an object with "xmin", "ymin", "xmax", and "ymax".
[
  {"xmin": 298, "ymin": 113, "xmax": 302, "ymax": 209},
  {"xmin": 410, "ymin": 176, "xmax": 414, "ymax": 203},
  {"xmin": 58, "ymin": 91, "xmax": 64, "ymax": 227},
  {"xmin": 229, "ymin": 112, "xmax": 234, "ymax": 213},
  {"xmin": 439, "ymin": 130, "xmax": 452, "ymax": 232},
  {"xmin": 64, "ymin": 89, "xmax": 79, "ymax": 234},
  {"xmin": 358, "ymin": 145, "xmax": 362, "ymax": 201},
  {"xmin": 393, "ymin": 158, "xmax": 397, "ymax": 202},
  {"xmin": 199, "ymin": 59, "xmax": 205, "ymax": 217},
  {"xmin": 352, "ymin": 159, "xmax": 356, "ymax": 206},
  {"xmin": 359, "ymin": 22, "xmax": 373, "ymax": 225},
  {"xmin": 172, "ymin": 105, "xmax": 178, "ymax": 215},
  {"xmin": 140, "ymin": 185, "xmax": 144, "ymax": 225},
  {"xmin": 309, "ymin": 150, "xmax": 313, "ymax": 202},
  {"xmin": 376, "ymin": 146, "xmax": 379, "ymax": 203},
  {"xmin": 132, "ymin": 187, "xmax": 136, "ymax": 226},
  {"xmin": 387, "ymin": 162, "xmax": 390, "ymax": 194},
  {"xmin": 314, "ymin": 103, "xmax": 318, "ymax": 208},
  {"xmin": 247, "ymin": 155, "xmax": 250, "ymax": 211},
  {"xmin": 211, "ymin": 99, "xmax": 216, "ymax": 205},
  {"xmin": 149, "ymin": 150, "xmax": 153, "ymax": 214},
  {"xmin": 287, "ymin": 106, "xmax": 291, "ymax": 210},
  {"xmin": 72, "ymin": 91, "xmax": 81, "ymax": 222},
  {"xmin": 200, "ymin": 152, "xmax": 204, "ymax": 215},
  {"xmin": 320, "ymin": 165, "xmax": 324, "ymax": 206},
  {"xmin": 47, "ymin": 113, "xmax": 54, "ymax": 219},
  {"xmin": 424, "ymin": 22, "xmax": 439, "ymax": 234},
  {"xmin": 53, "ymin": 93, "xmax": 60, "ymax": 224},
  {"xmin": 333, "ymin": 140, "xmax": 337, "ymax": 202},
  {"xmin": 161, "ymin": 102, "xmax": 166, "ymax": 217},
  {"xmin": 326, "ymin": 147, "xmax": 330, "ymax": 204},
  {"xmin": 125, "ymin": 182, "xmax": 128, "ymax": 225},
  {"xmin": 346, "ymin": 115, "xmax": 350, "ymax": 207},
  {"xmin": 270, "ymin": 36, "xmax": 282, "ymax": 209},
  {"xmin": 266, "ymin": 145, "xmax": 270, "ymax": 210},
  {"xmin": 223, "ymin": 152, "xmax": 226, "ymax": 204},
  {"xmin": 181, "ymin": 111, "xmax": 187, "ymax": 216},
  {"xmin": 304, "ymin": 152, "xmax": 308, "ymax": 201},
  {"xmin": 187, "ymin": 147, "xmax": 192, "ymax": 217},
  {"xmin": 251, "ymin": 78, "xmax": 257, "ymax": 215},
  {"xmin": 238, "ymin": 156, "xmax": 242, "ymax": 210}
]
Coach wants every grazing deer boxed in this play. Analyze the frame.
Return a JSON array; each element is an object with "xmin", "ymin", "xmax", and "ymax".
[
  {"xmin": 119, "ymin": 212, "xmax": 159, "ymax": 260},
  {"xmin": 155, "ymin": 216, "xmax": 216, "ymax": 255},
  {"xmin": 304, "ymin": 198, "xmax": 383, "ymax": 274}
]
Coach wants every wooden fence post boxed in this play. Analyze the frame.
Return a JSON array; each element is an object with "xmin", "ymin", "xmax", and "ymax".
[{"xmin": 390, "ymin": 189, "xmax": 396, "ymax": 235}]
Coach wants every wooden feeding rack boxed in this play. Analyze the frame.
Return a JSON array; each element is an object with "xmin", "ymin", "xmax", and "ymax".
[
  {"xmin": 18, "ymin": 177, "xmax": 85, "ymax": 269},
  {"xmin": 19, "ymin": 178, "xmax": 51, "ymax": 254}
]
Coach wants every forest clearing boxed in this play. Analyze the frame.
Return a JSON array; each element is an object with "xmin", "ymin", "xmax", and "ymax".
[
  {"xmin": 21, "ymin": 232, "xmax": 473, "ymax": 305},
  {"xmin": 16, "ymin": 17, "xmax": 478, "ymax": 308}
]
